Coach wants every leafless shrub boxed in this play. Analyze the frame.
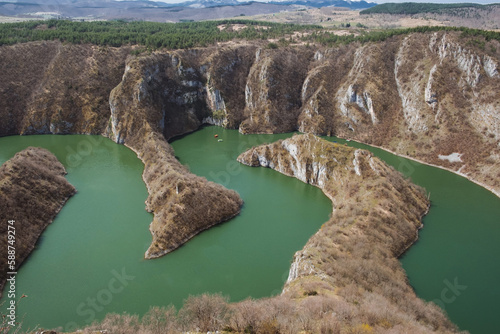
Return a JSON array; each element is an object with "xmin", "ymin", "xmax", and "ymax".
[
  {"xmin": 177, "ymin": 293, "xmax": 229, "ymax": 332},
  {"xmin": 317, "ymin": 316, "xmax": 341, "ymax": 334},
  {"xmin": 229, "ymin": 298, "xmax": 263, "ymax": 333},
  {"xmin": 84, "ymin": 313, "xmax": 140, "ymax": 334},
  {"xmin": 140, "ymin": 305, "xmax": 178, "ymax": 334}
]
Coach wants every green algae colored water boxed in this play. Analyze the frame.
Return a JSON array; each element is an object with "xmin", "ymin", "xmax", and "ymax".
[
  {"xmin": 0, "ymin": 128, "xmax": 499, "ymax": 333},
  {"xmin": 0, "ymin": 131, "xmax": 331, "ymax": 331},
  {"xmin": 321, "ymin": 136, "xmax": 500, "ymax": 334}
]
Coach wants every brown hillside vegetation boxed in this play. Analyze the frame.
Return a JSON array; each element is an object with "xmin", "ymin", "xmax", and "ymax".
[
  {"xmin": 0, "ymin": 43, "xmax": 131, "ymax": 136},
  {"xmin": 237, "ymin": 134, "xmax": 460, "ymax": 333},
  {"xmin": 0, "ymin": 147, "xmax": 76, "ymax": 297}
]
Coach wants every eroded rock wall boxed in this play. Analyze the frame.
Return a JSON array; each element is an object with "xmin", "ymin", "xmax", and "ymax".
[
  {"xmin": 0, "ymin": 41, "xmax": 131, "ymax": 136},
  {"xmin": 0, "ymin": 31, "xmax": 498, "ymax": 260},
  {"xmin": 0, "ymin": 43, "xmax": 244, "ymax": 258},
  {"xmin": 216, "ymin": 33, "xmax": 499, "ymax": 196},
  {"xmin": 107, "ymin": 51, "xmax": 243, "ymax": 258}
]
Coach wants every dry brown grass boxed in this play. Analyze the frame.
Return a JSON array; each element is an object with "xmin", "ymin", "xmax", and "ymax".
[
  {"xmin": 75, "ymin": 289, "xmax": 460, "ymax": 334},
  {"xmin": 232, "ymin": 6, "xmax": 499, "ymax": 30},
  {"xmin": 0, "ymin": 147, "xmax": 76, "ymax": 297},
  {"xmin": 232, "ymin": 8, "xmax": 445, "ymax": 29},
  {"xmin": 140, "ymin": 133, "xmax": 243, "ymax": 258}
]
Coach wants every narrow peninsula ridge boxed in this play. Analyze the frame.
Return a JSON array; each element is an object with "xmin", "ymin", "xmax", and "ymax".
[
  {"xmin": 238, "ymin": 134, "xmax": 458, "ymax": 333},
  {"xmin": 0, "ymin": 147, "xmax": 76, "ymax": 297}
]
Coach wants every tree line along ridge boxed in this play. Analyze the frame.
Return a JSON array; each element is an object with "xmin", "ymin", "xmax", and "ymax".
[{"xmin": 0, "ymin": 19, "xmax": 498, "ymax": 50}]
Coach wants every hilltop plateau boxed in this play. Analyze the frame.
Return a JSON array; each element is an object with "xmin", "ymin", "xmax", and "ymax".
[{"xmin": 238, "ymin": 3, "xmax": 500, "ymax": 30}]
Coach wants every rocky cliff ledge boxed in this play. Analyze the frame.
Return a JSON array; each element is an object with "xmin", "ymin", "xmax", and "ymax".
[
  {"xmin": 0, "ymin": 147, "xmax": 76, "ymax": 296},
  {"xmin": 238, "ymin": 134, "xmax": 458, "ymax": 333},
  {"xmin": 107, "ymin": 52, "xmax": 243, "ymax": 258},
  {"xmin": 232, "ymin": 33, "xmax": 500, "ymax": 197}
]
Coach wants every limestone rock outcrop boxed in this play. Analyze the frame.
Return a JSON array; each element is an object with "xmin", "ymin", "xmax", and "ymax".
[{"xmin": 107, "ymin": 51, "xmax": 243, "ymax": 258}]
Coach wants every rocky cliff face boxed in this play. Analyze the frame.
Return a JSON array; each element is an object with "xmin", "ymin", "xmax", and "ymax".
[
  {"xmin": 0, "ymin": 42, "xmax": 244, "ymax": 258},
  {"xmin": 0, "ymin": 147, "xmax": 76, "ymax": 296},
  {"xmin": 0, "ymin": 31, "xmax": 498, "ymax": 259},
  {"xmin": 202, "ymin": 33, "xmax": 499, "ymax": 197},
  {"xmin": 220, "ymin": 33, "xmax": 499, "ymax": 197},
  {"xmin": 0, "ymin": 42, "xmax": 131, "ymax": 136},
  {"xmin": 239, "ymin": 48, "xmax": 314, "ymax": 134},
  {"xmin": 238, "ymin": 134, "xmax": 458, "ymax": 333},
  {"xmin": 0, "ymin": 34, "xmax": 491, "ymax": 332},
  {"xmin": 107, "ymin": 50, "xmax": 243, "ymax": 258}
]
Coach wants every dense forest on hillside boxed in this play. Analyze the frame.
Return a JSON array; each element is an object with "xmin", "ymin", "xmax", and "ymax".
[
  {"xmin": 0, "ymin": 19, "xmax": 320, "ymax": 49},
  {"xmin": 0, "ymin": 19, "xmax": 499, "ymax": 50},
  {"xmin": 309, "ymin": 25, "xmax": 500, "ymax": 47},
  {"xmin": 360, "ymin": 2, "xmax": 499, "ymax": 15}
]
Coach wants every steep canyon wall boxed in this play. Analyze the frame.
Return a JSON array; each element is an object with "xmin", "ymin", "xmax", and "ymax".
[{"xmin": 0, "ymin": 31, "xmax": 498, "ymax": 259}]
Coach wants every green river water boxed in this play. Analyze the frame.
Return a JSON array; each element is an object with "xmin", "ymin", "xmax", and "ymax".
[{"xmin": 0, "ymin": 127, "xmax": 499, "ymax": 333}]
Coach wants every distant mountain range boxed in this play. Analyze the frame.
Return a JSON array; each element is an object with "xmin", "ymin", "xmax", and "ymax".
[
  {"xmin": 0, "ymin": 0, "xmax": 376, "ymax": 21},
  {"xmin": 180, "ymin": 0, "xmax": 375, "ymax": 10}
]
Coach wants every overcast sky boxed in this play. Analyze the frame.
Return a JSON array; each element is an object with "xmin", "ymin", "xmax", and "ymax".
[
  {"xmin": 145, "ymin": 0, "xmax": 499, "ymax": 3},
  {"xmin": 369, "ymin": 0, "xmax": 497, "ymax": 2},
  {"xmin": 143, "ymin": 0, "xmax": 499, "ymax": 4}
]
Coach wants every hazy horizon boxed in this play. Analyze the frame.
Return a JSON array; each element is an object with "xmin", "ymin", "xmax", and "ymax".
[{"xmin": 143, "ymin": 0, "xmax": 499, "ymax": 4}]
